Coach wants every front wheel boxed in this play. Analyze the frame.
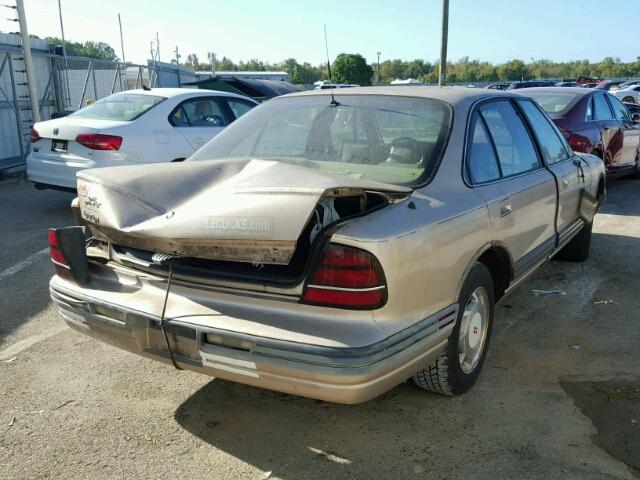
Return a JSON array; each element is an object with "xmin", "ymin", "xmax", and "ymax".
[
  {"xmin": 622, "ymin": 96, "xmax": 635, "ymax": 104},
  {"xmin": 413, "ymin": 262, "xmax": 494, "ymax": 396}
]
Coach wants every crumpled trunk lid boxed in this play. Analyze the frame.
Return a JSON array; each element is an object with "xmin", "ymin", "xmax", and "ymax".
[{"xmin": 76, "ymin": 159, "xmax": 410, "ymax": 265}]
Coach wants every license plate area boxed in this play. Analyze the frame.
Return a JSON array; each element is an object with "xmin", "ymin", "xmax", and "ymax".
[{"xmin": 51, "ymin": 139, "xmax": 68, "ymax": 153}]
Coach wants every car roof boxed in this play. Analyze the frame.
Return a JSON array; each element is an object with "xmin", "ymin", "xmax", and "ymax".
[
  {"xmin": 282, "ymin": 86, "xmax": 521, "ymax": 106},
  {"xmin": 112, "ymin": 88, "xmax": 252, "ymax": 100},
  {"xmin": 517, "ymin": 86, "xmax": 594, "ymax": 96}
]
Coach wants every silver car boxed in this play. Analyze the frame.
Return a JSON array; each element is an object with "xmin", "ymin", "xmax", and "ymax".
[{"xmin": 49, "ymin": 87, "xmax": 605, "ymax": 404}]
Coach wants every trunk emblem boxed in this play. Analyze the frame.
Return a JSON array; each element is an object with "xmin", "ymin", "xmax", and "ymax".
[{"xmin": 53, "ymin": 128, "xmax": 59, "ymax": 136}]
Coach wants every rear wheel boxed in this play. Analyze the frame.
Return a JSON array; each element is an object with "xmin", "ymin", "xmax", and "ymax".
[
  {"xmin": 622, "ymin": 96, "xmax": 635, "ymax": 103},
  {"xmin": 413, "ymin": 263, "xmax": 494, "ymax": 396}
]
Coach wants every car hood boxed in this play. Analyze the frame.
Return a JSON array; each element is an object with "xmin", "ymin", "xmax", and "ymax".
[
  {"xmin": 35, "ymin": 117, "xmax": 130, "ymax": 140},
  {"xmin": 76, "ymin": 159, "xmax": 411, "ymax": 265}
]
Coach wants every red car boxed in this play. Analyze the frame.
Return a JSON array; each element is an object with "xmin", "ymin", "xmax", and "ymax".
[{"xmin": 522, "ymin": 87, "xmax": 640, "ymax": 178}]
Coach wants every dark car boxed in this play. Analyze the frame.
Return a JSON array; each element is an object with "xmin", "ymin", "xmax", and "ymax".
[
  {"xmin": 595, "ymin": 80, "xmax": 624, "ymax": 91},
  {"xmin": 556, "ymin": 81, "xmax": 579, "ymax": 87},
  {"xmin": 484, "ymin": 82, "xmax": 510, "ymax": 90},
  {"xmin": 624, "ymin": 102, "xmax": 640, "ymax": 116},
  {"xmin": 521, "ymin": 87, "xmax": 640, "ymax": 178},
  {"xmin": 506, "ymin": 80, "xmax": 555, "ymax": 90}
]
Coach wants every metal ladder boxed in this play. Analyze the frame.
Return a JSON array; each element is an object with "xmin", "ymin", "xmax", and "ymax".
[{"xmin": 3, "ymin": 2, "xmax": 33, "ymax": 165}]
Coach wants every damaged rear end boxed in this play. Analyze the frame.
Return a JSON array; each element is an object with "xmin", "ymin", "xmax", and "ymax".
[{"xmin": 72, "ymin": 158, "xmax": 409, "ymax": 302}]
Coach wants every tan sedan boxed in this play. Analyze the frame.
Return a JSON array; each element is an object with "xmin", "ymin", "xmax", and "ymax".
[{"xmin": 48, "ymin": 87, "xmax": 605, "ymax": 403}]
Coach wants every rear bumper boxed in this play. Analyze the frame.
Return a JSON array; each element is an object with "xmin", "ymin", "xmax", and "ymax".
[
  {"xmin": 50, "ymin": 278, "xmax": 456, "ymax": 404},
  {"xmin": 26, "ymin": 151, "xmax": 93, "ymax": 189}
]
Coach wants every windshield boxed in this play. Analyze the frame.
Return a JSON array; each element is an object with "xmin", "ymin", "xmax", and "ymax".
[
  {"xmin": 189, "ymin": 94, "xmax": 451, "ymax": 186},
  {"xmin": 70, "ymin": 93, "xmax": 166, "ymax": 121},
  {"xmin": 524, "ymin": 92, "xmax": 581, "ymax": 115}
]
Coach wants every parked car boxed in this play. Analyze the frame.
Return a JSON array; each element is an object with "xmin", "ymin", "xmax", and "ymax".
[
  {"xmin": 484, "ymin": 82, "xmax": 510, "ymax": 90},
  {"xmin": 506, "ymin": 80, "xmax": 555, "ymax": 90},
  {"xmin": 611, "ymin": 85, "xmax": 640, "ymax": 103},
  {"xmin": 27, "ymin": 88, "xmax": 258, "ymax": 191},
  {"xmin": 521, "ymin": 87, "xmax": 640, "ymax": 178},
  {"xmin": 595, "ymin": 80, "xmax": 624, "ymax": 91},
  {"xmin": 610, "ymin": 79, "xmax": 640, "ymax": 92},
  {"xmin": 624, "ymin": 102, "xmax": 640, "ymax": 116},
  {"xmin": 556, "ymin": 81, "xmax": 579, "ymax": 87},
  {"xmin": 49, "ymin": 87, "xmax": 605, "ymax": 404},
  {"xmin": 581, "ymin": 82, "xmax": 599, "ymax": 89}
]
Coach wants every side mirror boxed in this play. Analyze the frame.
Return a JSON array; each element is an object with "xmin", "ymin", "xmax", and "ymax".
[{"xmin": 632, "ymin": 113, "xmax": 640, "ymax": 124}]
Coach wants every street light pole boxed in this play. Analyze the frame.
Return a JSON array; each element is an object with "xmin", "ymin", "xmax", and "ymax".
[
  {"xmin": 438, "ymin": 0, "xmax": 449, "ymax": 87},
  {"xmin": 376, "ymin": 51, "xmax": 381, "ymax": 85}
]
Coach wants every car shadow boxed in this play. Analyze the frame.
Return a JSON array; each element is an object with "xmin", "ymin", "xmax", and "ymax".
[
  {"xmin": 174, "ymin": 378, "xmax": 452, "ymax": 479},
  {"xmin": 0, "ymin": 180, "xmax": 76, "ymax": 344}
]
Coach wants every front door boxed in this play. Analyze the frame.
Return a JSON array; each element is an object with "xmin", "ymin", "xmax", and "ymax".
[
  {"xmin": 170, "ymin": 97, "xmax": 230, "ymax": 151},
  {"xmin": 607, "ymin": 94, "xmax": 640, "ymax": 168},
  {"xmin": 516, "ymin": 99, "xmax": 585, "ymax": 241}
]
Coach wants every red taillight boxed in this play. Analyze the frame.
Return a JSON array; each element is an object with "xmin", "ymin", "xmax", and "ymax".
[
  {"xmin": 48, "ymin": 229, "xmax": 71, "ymax": 279},
  {"xmin": 76, "ymin": 133, "xmax": 122, "ymax": 151},
  {"xmin": 301, "ymin": 244, "xmax": 387, "ymax": 309},
  {"xmin": 30, "ymin": 127, "xmax": 40, "ymax": 143}
]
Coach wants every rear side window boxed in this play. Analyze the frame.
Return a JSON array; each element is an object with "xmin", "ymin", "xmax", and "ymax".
[
  {"xmin": 593, "ymin": 95, "xmax": 613, "ymax": 120},
  {"xmin": 479, "ymin": 101, "xmax": 540, "ymax": 177},
  {"xmin": 517, "ymin": 100, "xmax": 571, "ymax": 165},
  {"xmin": 226, "ymin": 98, "xmax": 256, "ymax": 120},
  {"xmin": 170, "ymin": 98, "xmax": 228, "ymax": 127},
  {"xmin": 466, "ymin": 112, "xmax": 501, "ymax": 184},
  {"xmin": 608, "ymin": 95, "xmax": 631, "ymax": 121}
]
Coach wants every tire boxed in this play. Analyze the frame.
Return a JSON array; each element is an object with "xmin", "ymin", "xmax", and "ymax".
[
  {"xmin": 622, "ymin": 96, "xmax": 635, "ymax": 104},
  {"xmin": 413, "ymin": 262, "xmax": 494, "ymax": 396},
  {"xmin": 557, "ymin": 221, "xmax": 593, "ymax": 262}
]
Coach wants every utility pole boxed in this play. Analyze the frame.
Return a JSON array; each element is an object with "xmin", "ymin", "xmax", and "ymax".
[
  {"xmin": 156, "ymin": 32, "xmax": 160, "ymax": 63},
  {"xmin": 57, "ymin": 0, "xmax": 71, "ymax": 107},
  {"xmin": 174, "ymin": 46, "xmax": 181, "ymax": 87},
  {"xmin": 376, "ymin": 51, "xmax": 381, "ymax": 85},
  {"xmin": 118, "ymin": 14, "xmax": 125, "ymax": 64},
  {"xmin": 438, "ymin": 0, "xmax": 449, "ymax": 87},
  {"xmin": 15, "ymin": 0, "xmax": 40, "ymax": 122},
  {"xmin": 208, "ymin": 52, "xmax": 216, "ymax": 76}
]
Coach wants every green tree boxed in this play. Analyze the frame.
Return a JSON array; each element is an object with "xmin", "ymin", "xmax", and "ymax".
[
  {"xmin": 497, "ymin": 59, "xmax": 530, "ymax": 81},
  {"xmin": 332, "ymin": 53, "xmax": 373, "ymax": 85},
  {"xmin": 44, "ymin": 36, "xmax": 118, "ymax": 61}
]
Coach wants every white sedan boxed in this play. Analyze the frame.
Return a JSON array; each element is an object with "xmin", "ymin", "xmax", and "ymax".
[
  {"xmin": 612, "ymin": 85, "xmax": 640, "ymax": 104},
  {"xmin": 27, "ymin": 88, "xmax": 258, "ymax": 190}
]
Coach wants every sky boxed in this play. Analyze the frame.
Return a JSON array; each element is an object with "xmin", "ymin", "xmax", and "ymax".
[{"xmin": 2, "ymin": 0, "xmax": 638, "ymax": 67}]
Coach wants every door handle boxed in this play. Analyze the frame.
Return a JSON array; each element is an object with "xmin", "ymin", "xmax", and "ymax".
[
  {"xmin": 603, "ymin": 125, "xmax": 610, "ymax": 131},
  {"xmin": 499, "ymin": 205, "xmax": 512, "ymax": 217},
  {"xmin": 562, "ymin": 176, "xmax": 570, "ymax": 188}
]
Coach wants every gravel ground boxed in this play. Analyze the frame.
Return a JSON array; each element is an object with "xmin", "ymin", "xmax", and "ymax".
[{"xmin": 1, "ymin": 175, "xmax": 639, "ymax": 480}]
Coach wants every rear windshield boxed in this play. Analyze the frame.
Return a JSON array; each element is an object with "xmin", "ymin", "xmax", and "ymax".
[
  {"xmin": 69, "ymin": 93, "xmax": 165, "ymax": 121},
  {"xmin": 189, "ymin": 94, "xmax": 452, "ymax": 186},
  {"xmin": 523, "ymin": 92, "xmax": 581, "ymax": 115}
]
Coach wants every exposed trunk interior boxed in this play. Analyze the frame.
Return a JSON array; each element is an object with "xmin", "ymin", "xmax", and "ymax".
[{"xmin": 91, "ymin": 191, "xmax": 391, "ymax": 286}]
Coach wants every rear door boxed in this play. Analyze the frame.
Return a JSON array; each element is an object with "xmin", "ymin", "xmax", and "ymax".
[
  {"xmin": 607, "ymin": 94, "xmax": 640, "ymax": 167},
  {"xmin": 516, "ymin": 99, "xmax": 585, "ymax": 244},
  {"xmin": 169, "ymin": 96, "xmax": 231, "ymax": 150},
  {"xmin": 466, "ymin": 99, "xmax": 557, "ymax": 279}
]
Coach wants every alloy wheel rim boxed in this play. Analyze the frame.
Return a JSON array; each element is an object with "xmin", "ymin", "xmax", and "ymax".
[{"xmin": 458, "ymin": 286, "xmax": 489, "ymax": 374}]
